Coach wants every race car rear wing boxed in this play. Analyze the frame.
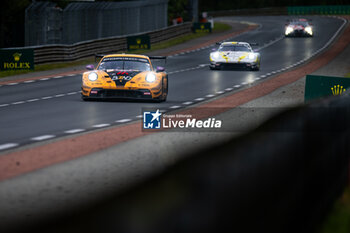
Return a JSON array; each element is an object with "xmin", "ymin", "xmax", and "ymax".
[
  {"xmin": 148, "ymin": 56, "xmax": 167, "ymax": 64},
  {"xmin": 148, "ymin": 56, "xmax": 166, "ymax": 60},
  {"xmin": 95, "ymin": 54, "xmax": 105, "ymax": 62}
]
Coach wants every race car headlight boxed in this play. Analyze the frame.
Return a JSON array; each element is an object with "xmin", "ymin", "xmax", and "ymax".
[
  {"xmin": 146, "ymin": 73, "xmax": 156, "ymax": 82},
  {"xmin": 88, "ymin": 72, "xmax": 98, "ymax": 81},
  {"xmin": 285, "ymin": 26, "xmax": 293, "ymax": 35},
  {"xmin": 211, "ymin": 52, "xmax": 220, "ymax": 60},
  {"xmin": 248, "ymin": 54, "xmax": 256, "ymax": 60},
  {"xmin": 305, "ymin": 26, "xmax": 313, "ymax": 35}
]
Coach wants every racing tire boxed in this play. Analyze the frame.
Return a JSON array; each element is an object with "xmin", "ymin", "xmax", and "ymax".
[
  {"xmin": 210, "ymin": 66, "xmax": 220, "ymax": 70},
  {"xmin": 252, "ymin": 65, "xmax": 260, "ymax": 71},
  {"xmin": 154, "ymin": 78, "xmax": 168, "ymax": 103},
  {"xmin": 251, "ymin": 62, "xmax": 260, "ymax": 71},
  {"xmin": 81, "ymin": 95, "xmax": 89, "ymax": 101}
]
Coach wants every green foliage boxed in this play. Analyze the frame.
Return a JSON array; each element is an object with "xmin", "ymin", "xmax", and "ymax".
[
  {"xmin": 213, "ymin": 22, "xmax": 232, "ymax": 32},
  {"xmin": 198, "ymin": 0, "xmax": 350, "ymax": 11},
  {"xmin": 168, "ymin": 0, "xmax": 190, "ymax": 24},
  {"xmin": 0, "ymin": 0, "xmax": 31, "ymax": 48},
  {"xmin": 320, "ymin": 188, "xmax": 350, "ymax": 233}
]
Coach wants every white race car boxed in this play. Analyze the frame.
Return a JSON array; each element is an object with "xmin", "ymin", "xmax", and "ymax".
[{"xmin": 209, "ymin": 42, "xmax": 260, "ymax": 71}]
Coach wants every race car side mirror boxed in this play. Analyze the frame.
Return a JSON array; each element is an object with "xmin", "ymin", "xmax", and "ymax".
[
  {"xmin": 86, "ymin": 65, "xmax": 94, "ymax": 70},
  {"xmin": 156, "ymin": 66, "xmax": 165, "ymax": 72}
]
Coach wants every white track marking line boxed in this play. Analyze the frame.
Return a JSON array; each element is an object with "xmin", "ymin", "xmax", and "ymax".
[
  {"xmin": 182, "ymin": 101, "xmax": 193, "ymax": 105},
  {"xmin": 41, "ymin": 96, "xmax": 53, "ymax": 100},
  {"xmin": 92, "ymin": 124, "xmax": 110, "ymax": 128},
  {"xmin": 31, "ymin": 135, "xmax": 55, "ymax": 141},
  {"xmin": 216, "ymin": 91, "xmax": 224, "ymax": 94},
  {"xmin": 136, "ymin": 115, "xmax": 143, "ymax": 118},
  {"xmin": 225, "ymin": 88, "xmax": 233, "ymax": 91},
  {"xmin": 26, "ymin": 99, "xmax": 39, "ymax": 102},
  {"xmin": 24, "ymin": 80, "xmax": 35, "ymax": 83},
  {"xmin": 11, "ymin": 101, "xmax": 25, "ymax": 105},
  {"xmin": 241, "ymin": 82, "xmax": 248, "ymax": 85},
  {"xmin": 64, "ymin": 129, "xmax": 85, "ymax": 134},
  {"xmin": 205, "ymin": 94, "xmax": 215, "ymax": 98},
  {"xmin": 194, "ymin": 98, "xmax": 204, "ymax": 101},
  {"xmin": 7, "ymin": 83, "xmax": 18, "ymax": 86},
  {"xmin": 0, "ymin": 104, "xmax": 9, "ymax": 107},
  {"xmin": 67, "ymin": 74, "xmax": 76, "ymax": 77},
  {"xmin": 40, "ymin": 78, "xmax": 49, "ymax": 81},
  {"xmin": 67, "ymin": 92, "xmax": 78, "ymax": 95},
  {"xmin": 234, "ymin": 85, "xmax": 241, "ymax": 88},
  {"xmin": 54, "ymin": 94, "xmax": 65, "ymax": 98},
  {"xmin": 53, "ymin": 76, "xmax": 63, "ymax": 79},
  {"xmin": 0, "ymin": 143, "xmax": 19, "ymax": 150},
  {"xmin": 116, "ymin": 119, "xmax": 132, "ymax": 123},
  {"xmin": 170, "ymin": 105, "xmax": 181, "ymax": 109}
]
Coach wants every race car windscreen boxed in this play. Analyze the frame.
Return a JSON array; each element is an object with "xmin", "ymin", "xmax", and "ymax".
[
  {"xmin": 290, "ymin": 21, "xmax": 309, "ymax": 27},
  {"xmin": 219, "ymin": 45, "xmax": 251, "ymax": 52},
  {"xmin": 98, "ymin": 57, "xmax": 151, "ymax": 72}
]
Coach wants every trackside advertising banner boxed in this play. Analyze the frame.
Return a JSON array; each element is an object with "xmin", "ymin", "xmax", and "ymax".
[
  {"xmin": 304, "ymin": 75, "xmax": 350, "ymax": 102},
  {"xmin": 0, "ymin": 48, "xmax": 34, "ymax": 70},
  {"xmin": 127, "ymin": 35, "xmax": 151, "ymax": 51}
]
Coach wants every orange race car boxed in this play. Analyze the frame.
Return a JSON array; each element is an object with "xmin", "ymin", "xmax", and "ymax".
[{"xmin": 81, "ymin": 54, "xmax": 168, "ymax": 102}]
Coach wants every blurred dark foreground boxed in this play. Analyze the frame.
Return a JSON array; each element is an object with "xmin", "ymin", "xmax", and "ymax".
[{"xmin": 5, "ymin": 93, "xmax": 350, "ymax": 233}]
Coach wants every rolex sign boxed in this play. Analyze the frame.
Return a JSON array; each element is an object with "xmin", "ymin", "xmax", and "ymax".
[{"xmin": 0, "ymin": 48, "xmax": 34, "ymax": 70}]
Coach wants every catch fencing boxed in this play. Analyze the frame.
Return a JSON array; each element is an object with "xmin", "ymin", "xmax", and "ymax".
[
  {"xmin": 29, "ymin": 22, "xmax": 192, "ymax": 64},
  {"xmin": 25, "ymin": 0, "xmax": 168, "ymax": 46}
]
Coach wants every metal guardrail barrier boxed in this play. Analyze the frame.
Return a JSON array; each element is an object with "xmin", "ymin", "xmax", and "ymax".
[
  {"xmin": 288, "ymin": 5, "xmax": 350, "ymax": 15},
  {"xmin": 24, "ymin": 22, "xmax": 192, "ymax": 64},
  {"xmin": 11, "ymin": 92, "xmax": 350, "ymax": 233}
]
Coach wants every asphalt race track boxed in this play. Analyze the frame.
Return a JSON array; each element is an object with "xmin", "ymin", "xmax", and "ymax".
[{"xmin": 0, "ymin": 16, "xmax": 346, "ymax": 151}]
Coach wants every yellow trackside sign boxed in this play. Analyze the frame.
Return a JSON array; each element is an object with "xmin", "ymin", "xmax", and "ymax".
[
  {"xmin": 193, "ymin": 22, "xmax": 212, "ymax": 33},
  {"xmin": 0, "ymin": 48, "xmax": 34, "ymax": 70},
  {"xmin": 127, "ymin": 35, "xmax": 151, "ymax": 51}
]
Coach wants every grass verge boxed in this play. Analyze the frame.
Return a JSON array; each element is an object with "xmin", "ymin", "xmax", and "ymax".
[
  {"xmin": 319, "ymin": 188, "xmax": 350, "ymax": 233},
  {"xmin": 0, "ymin": 22, "xmax": 231, "ymax": 79}
]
